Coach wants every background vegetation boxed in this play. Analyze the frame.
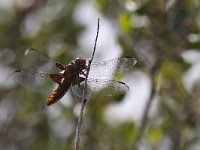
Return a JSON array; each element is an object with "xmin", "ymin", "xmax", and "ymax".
[{"xmin": 0, "ymin": 0, "xmax": 200, "ymax": 150}]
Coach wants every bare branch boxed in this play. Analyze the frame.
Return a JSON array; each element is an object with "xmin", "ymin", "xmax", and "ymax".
[
  {"xmin": 75, "ymin": 18, "xmax": 100, "ymax": 150},
  {"xmin": 132, "ymin": 65, "xmax": 159, "ymax": 150}
]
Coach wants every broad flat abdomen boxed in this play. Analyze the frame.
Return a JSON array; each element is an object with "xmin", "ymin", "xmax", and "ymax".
[{"xmin": 47, "ymin": 83, "xmax": 71, "ymax": 106}]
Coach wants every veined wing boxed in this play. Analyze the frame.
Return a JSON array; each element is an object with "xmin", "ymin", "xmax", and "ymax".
[
  {"xmin": 22, "ymin": 48, "xmax": 58, "ymax": 73},
  {"xmin": 88, "ymin": 57, "xmax": 137, "ymax": 79},
  {"xmin": 71, "ymin": 78, "xmax": 129, "ymax": 98},
  {"xmin": 10, "ymin": 70, "xmax": 56, "ymax": 93}
]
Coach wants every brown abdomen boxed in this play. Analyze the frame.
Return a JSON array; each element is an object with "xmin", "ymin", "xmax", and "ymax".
[{"xmin": 47, "ymin": 83, "xmax": 71, "ymax": 106}]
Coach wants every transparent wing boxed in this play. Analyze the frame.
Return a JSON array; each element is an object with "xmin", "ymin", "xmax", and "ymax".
[
  {"xmin": 88, "ymin": 57, "xmax": 137, "ymax": 79},
  {"xmin": 10, "ymin": 70, "xmax": 56, "ymax": 93},
  {"xmin": 71, "ymin": 78, "xmax": 129, "ymax": 98},
  {"xmin": 23, "ymin": 48, "xmax": 58, "ymax": 73}
]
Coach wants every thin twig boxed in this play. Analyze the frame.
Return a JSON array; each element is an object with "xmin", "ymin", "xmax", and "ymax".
[
  {"xmin": 132, "ymin": 86, "xmax": 156, "ymax": 150},
  {"xmin": 132, "ymin": 65, "xmax": 159, "ymax": 150},
  {"xmin": 75, "ymin": 18, "xmax": 100, "ymax": 150}
]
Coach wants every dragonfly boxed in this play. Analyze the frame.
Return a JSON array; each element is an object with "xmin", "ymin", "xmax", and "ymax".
[{"xmin": 10, "ymin": 48, "xmax": 137, "ymax": 106}]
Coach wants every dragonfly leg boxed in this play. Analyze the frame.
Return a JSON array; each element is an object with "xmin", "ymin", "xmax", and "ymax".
[
  {"xmin": 73, "ymin": 76, "xmax": 85, "ymax": 87},
  {"xmin": 55, "ymin": 62, "xmax": 66, "ymax": 70},
  {"xmin": 80, "ymin": 70, "xmax": 87, "ymax": 77},
  {"xmin": 49, "ymin": 73, "xmax": 64, "ymax": 85}
]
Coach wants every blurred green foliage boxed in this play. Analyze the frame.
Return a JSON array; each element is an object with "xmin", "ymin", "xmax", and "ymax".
[{"xmin": 0, "ymin": 0, "xmax": 200, "ymax": 150}]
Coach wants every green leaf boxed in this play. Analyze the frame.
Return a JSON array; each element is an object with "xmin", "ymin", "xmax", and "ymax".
[{"xmin": 119, "ymin": 14, "xmax": 133, "ymax": 33}]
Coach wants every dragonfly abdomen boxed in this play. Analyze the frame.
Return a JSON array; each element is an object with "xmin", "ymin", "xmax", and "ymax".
[{"xmin": 47, "ymin": 83, "xmax": 71, "ymax": 106}]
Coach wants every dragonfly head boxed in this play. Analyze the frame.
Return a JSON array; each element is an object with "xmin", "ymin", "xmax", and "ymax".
[{"xmin": 75, "ymin": 57, "xmax": 87, "ymax": 67}]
